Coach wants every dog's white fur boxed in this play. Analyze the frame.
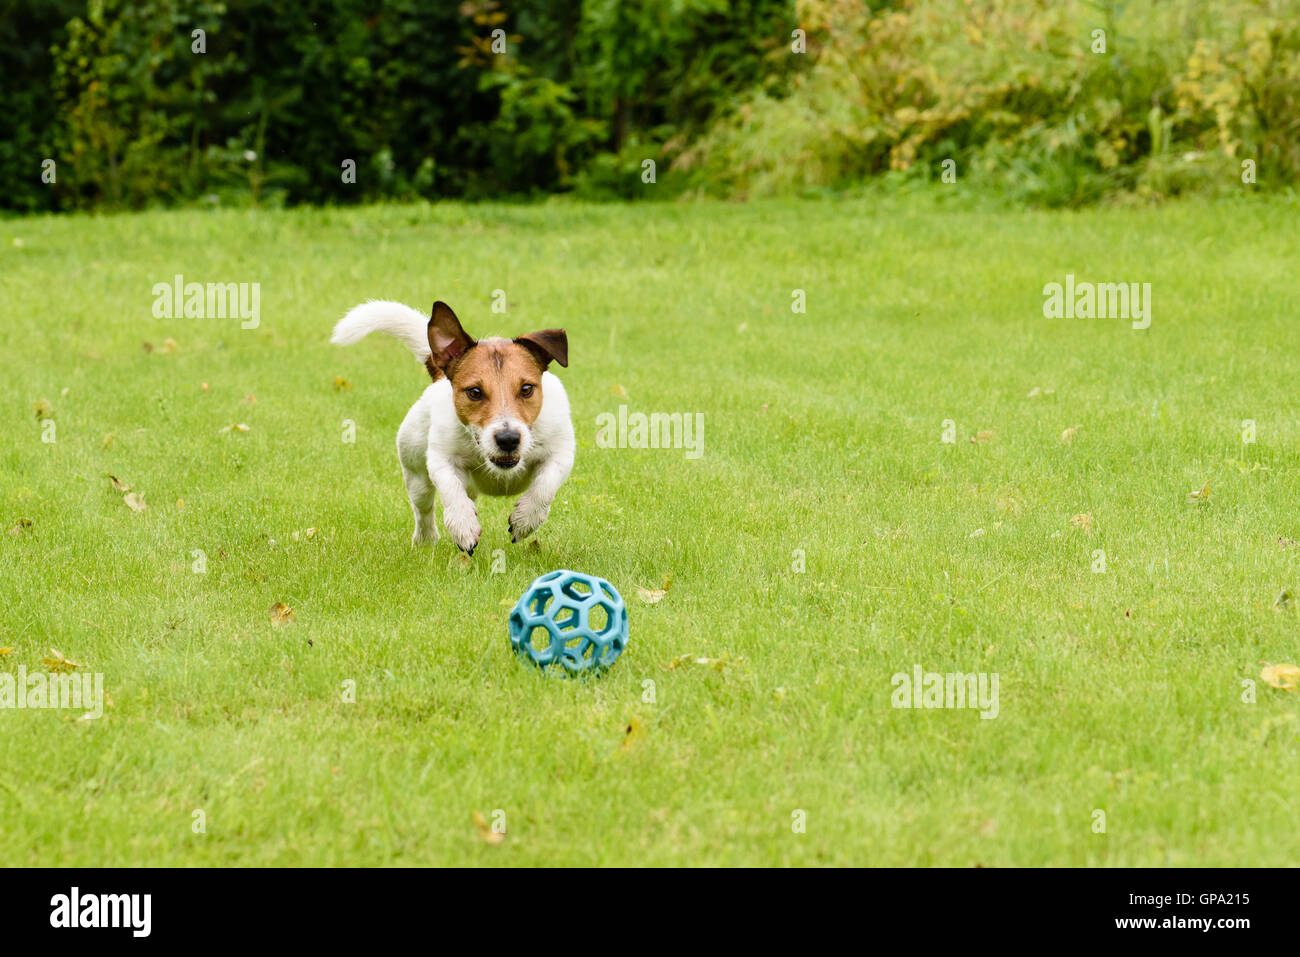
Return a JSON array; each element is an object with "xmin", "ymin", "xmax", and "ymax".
[{"xmin": 332, "ymin": 300, "xmax": 575, "ymax": 553}]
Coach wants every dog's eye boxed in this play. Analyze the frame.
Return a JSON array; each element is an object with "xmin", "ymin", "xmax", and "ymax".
[
  {"xmin": 520, "ymin": 384, "xmax": 535, "ymax": 398},
  {"xmin": 465, "ymin": 387, "xmax": 484, "ymax": 401}
]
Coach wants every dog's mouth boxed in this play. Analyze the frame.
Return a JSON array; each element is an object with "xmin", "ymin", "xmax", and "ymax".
[{"xmin": 488, "ymin": 453, "xmax": 520, "ymax": 469}]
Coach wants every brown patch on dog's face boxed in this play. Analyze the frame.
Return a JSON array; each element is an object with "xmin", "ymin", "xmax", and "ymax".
[{"xmin": 449, "ymin": 338, "xmax": 547, "ymax": 429}]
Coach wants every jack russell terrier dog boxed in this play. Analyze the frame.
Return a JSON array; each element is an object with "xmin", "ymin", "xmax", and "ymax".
[{"xmin": 331, "ymin": 300, "xmax": 574, "ymax": 555}]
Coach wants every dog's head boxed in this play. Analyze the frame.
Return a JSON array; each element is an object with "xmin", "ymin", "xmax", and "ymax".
[{"xmin": 425, "ymin": 301, "xmax": 568, "ymax": 474}]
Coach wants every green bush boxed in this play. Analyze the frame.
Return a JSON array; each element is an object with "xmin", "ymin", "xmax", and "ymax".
[
  {"xmin": 675, "ymin": 0, "xmax": 1300, "ymax": 206},
  {"xmin": 1, "ymin": 0, "xmax": 792, "ymax": 211},
  {"xmin": 4, "ymin": 0, "xmax": 1291, "ymax": 211}
]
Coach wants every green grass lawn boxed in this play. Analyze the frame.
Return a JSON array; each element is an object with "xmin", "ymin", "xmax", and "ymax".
[{"xmin": 3, "ymin": 191, "xmax": 1299, "ymax": 866}]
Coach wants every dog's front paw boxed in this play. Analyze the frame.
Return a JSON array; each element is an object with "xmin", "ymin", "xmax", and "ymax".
[
  {"xmin": 508, "ymin": 497, "xmax": 550, "ymax": 543},
  {"xmin": 443, "ymin": 502, "xmax": 482, "ymax": 555}
]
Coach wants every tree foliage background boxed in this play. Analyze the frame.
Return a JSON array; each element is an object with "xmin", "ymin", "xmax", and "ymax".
[{"xmin": 2, "ymin": 0, "xmax": 1297, "ymax": 213}]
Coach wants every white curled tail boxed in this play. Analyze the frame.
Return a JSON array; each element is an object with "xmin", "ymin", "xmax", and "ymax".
[{"xmin": 331, "ymin": 300, "xmax": 431, "ymax": 361}]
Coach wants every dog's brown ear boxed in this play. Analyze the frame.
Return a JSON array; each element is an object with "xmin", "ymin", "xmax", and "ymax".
[
  {"xmin": 514, "ymin": 328, "xmax": 568, "ymax": 369},
  {"xmin": 427, "ymin": 301, "xmax": 475, "ymax": 372}
]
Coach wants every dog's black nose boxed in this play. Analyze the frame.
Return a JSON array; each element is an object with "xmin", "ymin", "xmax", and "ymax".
[{"xmin": 495, "ymin": 429, "xmax": 521, "ymax": 453}]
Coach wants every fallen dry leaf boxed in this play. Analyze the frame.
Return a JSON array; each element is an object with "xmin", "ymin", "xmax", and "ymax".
[
  {"xmin": 1273, "ymin": 590, "xmax": 1292, "ymax": 612},
  {"xmin": 660, "ymin": 652, "xmax": 744, "ymax": 672},
  {"xmin": 1261, "ymin": 663, "xmax": 1300, "ymax": 691},
  {"xmin": 241, "ymin": 394, "xmax": 257, "ymax": 404},
  {"xmin": 219, "ymin": 423, "xmax": 250, "ymax": 434},
  {"xmin": 42, "ymin": 648, "xmax": 80, "ymax": 673},
  {"xmin": 141, "ymin": 342, "xmax": 154, "ymax": 353},
  {"xmin": 106, "ymin": 474, "xmax": 131, "ymax": 493},
  {"xmin": 1061, "ymin": 426, "xmax": 1079, "ymax": 445},
  {"xmin": 8, "ymin": 517, "xmax": 33, "ymax": 536},
  {"xmin": 1069, "ymin": 513, "xmax": 1093, "ymax": 534},
  {"xmin": 619, "ymin": 716, "xmax": 645, "ymax": 752},
  {"xmin": 32, "ymin": 399, "xmax": 53, "ymax": 420},
  {"xmin": 995, "ymin": 488, "xmax": 1024, "ymax": 517},
  {"xmin": 269, "ymin": 602, "xmax": 295, "ymax": 626},
  {"xmin": 970, "ymin": 430, "xmax": 994, "ymax": 444},
  {"xmin": 123, "ymin": 492, "xmax": 147, "ymax": 513},
  {"xmin": 1187, "ymin": 481, "xmax": 1211, "ymax": 505},
  {"xmin": 102, "ymin": 433, "xmax": 116, "ymax": 448},
  {"xmin": 636, "ymin": 574, "xmax": 672, "ymax": 604},
  {"xmin": 472, "ymin": 810, "xmax": 505, "ymax": 845},
  {"xmin": 333, "ymin": 376, "xmax": 353, "ymax": 391},
  {"xmin": 610, "ymin": 384, "xmax": 628, "ymax": 398},
  {"xmin": 0, "ymin": 647, "xmax": 13, "ymax": 657},
  {"xmin": 161, "ymin": 338, "xmax": 179, "ymax": 353}
]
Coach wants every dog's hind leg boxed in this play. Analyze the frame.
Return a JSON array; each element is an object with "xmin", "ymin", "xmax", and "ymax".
[{"xmin": 403, "ymin": 464, "xmax": 439, "ymax": 546}]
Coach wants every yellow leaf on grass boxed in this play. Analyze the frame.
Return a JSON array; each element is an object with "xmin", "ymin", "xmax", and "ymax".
[
  {"xmin": 1061, "ymin": 426, "xmax": 1079, "ymax": 445},
  {"xmin": 472, "ymin": 810, "xmax": 505, "ymax": 845},
  {"xmin": 161, "ymin": 338, "xmax": 179, "ymax": 353},
  {"xmin": 1187, "ymin": 481, "xmax": 1211, "ymax": 504},
  {"xmin": 43, "ymin": 648, "xmax": 80, "ymax": 673},
  {"xmin": 0, "ymin": 647, "xmax": 13, "ymax": 657},
  {"xmin": 123, "ymin": 492, "xmax": 147, "ymax": 513},
  {"xmin": 610, "ymin": 384, "xmax": 628, "ymax": 398},
  {"xmin": 269, "ymin": 602, "xmax": 295, "ymax": 626},
  {"xmin": 33, "ymin": 399, "xmax": 53, "ymax": 421},
  {"xmin": 970, "ymin": 429, "xmax": 994, "ymax": 444},
  {"xmin": 660, "ymin": 652, "xmax": 744, "ymax": 672},
  {"xmin": 620, "ymin": 716, "xmax": 645, "ymax": 752},
  {"xmin": 1069, "ymin": 513, "xmax": 1093, "ymax": 533},
  {"xmin": 636, "ymin": 574, "xmax": 673, "ymax": 604},
  {"xmin": 1261, "ymin": 663, "xmax": 1300, "ymax": 691},
  {"xmin": 333, "ymin": 376, "xmax": 353, "ymax": 391}
]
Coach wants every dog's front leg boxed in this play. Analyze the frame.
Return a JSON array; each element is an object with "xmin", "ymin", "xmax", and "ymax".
[
  {"xmin": 429, "ymin": 456, "xmax": 481, "ymax": 555},
  {"xmin": 509, "ymin": 450, "xmax": 573, "ymax": 543}
]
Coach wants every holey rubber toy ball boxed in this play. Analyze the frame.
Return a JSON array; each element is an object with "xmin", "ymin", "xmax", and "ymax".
[{"xmin": 509, "ymin": 570, "xmax": 628, "ymax": 675}]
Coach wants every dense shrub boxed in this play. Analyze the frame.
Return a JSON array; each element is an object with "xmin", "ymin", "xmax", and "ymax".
[
  {"xmin": 0, "ymin": 0, "xmax": 791, "ymax": 210},
  {"xmin": 2, "ymin": 0, "xmax": 1295, "ymax": 211},
  {"xmin": 674, "ymin": 0, "xmax": 1300, "ymax": 206}
]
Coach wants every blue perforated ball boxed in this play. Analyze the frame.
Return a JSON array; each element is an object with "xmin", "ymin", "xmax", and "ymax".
[{"xmin": 508, "ymin": 570, "xmax": 629, "ymax": 675}]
